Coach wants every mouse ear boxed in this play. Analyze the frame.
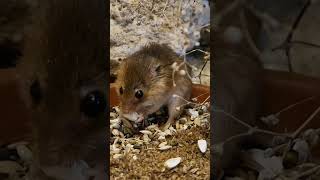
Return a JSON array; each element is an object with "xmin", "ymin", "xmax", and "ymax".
[{"xmin": 150, "ymin": 63, "xmax": 161, "ymax": 77}]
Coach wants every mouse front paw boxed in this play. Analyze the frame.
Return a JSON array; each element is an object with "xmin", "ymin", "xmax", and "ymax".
[{"xmin": 160, "ymin": 121, "xmax": 172, "ymax": 131}]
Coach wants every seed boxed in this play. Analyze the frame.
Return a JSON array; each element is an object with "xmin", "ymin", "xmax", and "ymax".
[
  {"xmin": 159, "ymin": 145, "xmax": 172, "ymax": 150},
  {"xmin": 197, "ymin": 139, "xmax": 207, "ymax": 153},
  {"xmin": 164, "ymin": 157, "xmax": 181, "ymax": 169}
]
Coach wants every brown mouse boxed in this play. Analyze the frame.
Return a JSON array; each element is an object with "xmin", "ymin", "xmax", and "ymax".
[
  {"xmin": 16, "ymin": 0, "xmax": 107, "ymax": 179},
  {"xmin": 115, "ymin": 43, "xmax": 192, "ymax": 130}
]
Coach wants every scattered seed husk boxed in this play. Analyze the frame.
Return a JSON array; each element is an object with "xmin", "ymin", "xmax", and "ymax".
[
  {"xmin": 197, "ymin": 139, "xmax": 207, "ymax": 153},
  {"xmin": 194, "ymin": 118, "xmax": 201, "ymax": 126},
  {"xmin": 179, "ymin": 118, "xmax": 188, "ymax": 124},
  {"xmin": 113, "ymin": 154, "xmax": 123, "ymax": 159},
  {"xmin": 158, "ymin": 136, "xmax": 166, "ymax": 140},
  {"xmin": 133, "ymin": 155, "xmax": 138, "ymax": 160},
  {"xmin": 159, "ymin": 145, "xmax": 172, "ymax": 150},
  {"xmin": 164, "ymin": 157, "xmax": 182, "ymax": 169},
  {"xmin": 158, "ymin": 142, "xmax": 168, "ymax": 148},
  {"xmin": 190, "ymin": 168, "xmax": 199, "ymax": 174},
  {"xmin": 112, "ymin": 129, "xmax": 120, "ymax": 136},
  {"xmin": 139, "ymin": 130, "xmax": 152, "ymax": 135}
]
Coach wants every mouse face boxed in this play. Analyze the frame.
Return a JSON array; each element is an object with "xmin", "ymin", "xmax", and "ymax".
[
  {"xmin": 115, "ymin": 48, "xmax": 174, "ymax": 123},
  {"xmin": 16, "ymin": 0, "xmax": 107, "ymax": 170}
]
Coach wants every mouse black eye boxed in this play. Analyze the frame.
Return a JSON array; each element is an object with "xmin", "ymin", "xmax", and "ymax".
[
  {"xmin": 119, "ymin": 87, "xmax": 123, "ymax": 95},
  {"xmin": 81, "ymin": 90, "xmax": 106, "ymax": 118},
  {"xmin": 30, "ymin": 80, "xmax": 42, "ymax": 104},
  {"xmin": 135, "ymin": 90, "xmax": 143, "ymax": 99}
]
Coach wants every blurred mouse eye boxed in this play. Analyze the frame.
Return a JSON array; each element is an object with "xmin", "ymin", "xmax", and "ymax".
[
  {"xmin": 119, "ymin": 87, "xmax": 123, "ymax": 95},
  {"xmin": 135, "ymin": 90, "xmax": 143, "ymax": 99},
  {"xmin": 81, "ymin": 90, "xmax": 106, "ymax": 118},
  {"xmin": 30, "ymin": 80, "xmax": 42, "ymax": 104}
]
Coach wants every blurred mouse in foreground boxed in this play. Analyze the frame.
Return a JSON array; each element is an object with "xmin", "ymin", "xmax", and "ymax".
[
  {"xmin": 211, "ymin": 1, "xmax": 268, "ymax": 177},
  {"xmin": 16, "ymin": 0, "xmax": 107, "ymax": 179}
]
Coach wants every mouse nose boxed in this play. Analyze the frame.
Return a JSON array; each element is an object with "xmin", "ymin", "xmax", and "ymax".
[
  {"xmin": 121, "ymin": 104, "xmax": 134, "ymax": 114},
  {"xmin": 121, "ymin": 107, "xmax": 130, "ymax": 114}
]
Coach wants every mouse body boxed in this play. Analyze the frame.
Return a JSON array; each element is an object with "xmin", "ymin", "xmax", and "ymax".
[
  {"xmin": 16, "ymin": 0, "xmax": 107, "ymax": 179},
  {"xmin": 115, "ymin": 44, "xmax": 192, "ymax": 130}
]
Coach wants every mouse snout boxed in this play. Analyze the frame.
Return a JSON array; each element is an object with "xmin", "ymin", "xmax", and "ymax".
[{"xmin": 120, "ymin": 102, "xmax": 137, "ymax": 114}]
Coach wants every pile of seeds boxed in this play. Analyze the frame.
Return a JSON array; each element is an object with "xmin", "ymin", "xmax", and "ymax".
[{"xmin": 110, "ymin": 102, "xmax": 210, "ymax": 179}]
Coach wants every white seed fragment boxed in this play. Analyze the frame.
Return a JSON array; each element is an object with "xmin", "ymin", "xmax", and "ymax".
[
  {"xmin": 194, "ymin": 118, "xmax": 201, "ymax": 126},
  {"xmin": 113, "ymin": 106, "xmax": 120, "ymax": 113},
  {"xmin": 143, "ymin": 134, "xmax": 151, "ymax": 142},
  {"xmin": 139, "ymin": 130, "xmax": 152, "ymax": 135},
  {"xmin": 112, "ymin": 148, "xmax": 121, "ymax": 154},
  {"xmin": 158, "ymin": 132, "xmax": 167, "ymax": 137},
  {"xmin": 171, "ymin": 62, "xmax": 177, "ymax": 69},
  {"xmin": 122, "ymin": 112, "xmax": 141, "ymax": 122},
  {"xmin": 187, "ymin": 109, "xmax": 199, "ymax": 120},
  {"xmin": 158, "ymin": 142, "xmax": 168, "ymax": 148},
  {"xmin": 179, "ymin": 118, "xmax": 187, "ymax": 124},
  {"xmin": 179, "ymin": 70, "xmax": 186, "ymax": 75},
  {"xmin": 197, "ymin": 139, "xmax": 207, "ymax": 153},
  {"xmin": 110, "ymin": 112, "xmax": 118, "ymax": 118},
  {"xmin": 164, "ymin": 129, "xmax": 172, "ymax": 136},
  {"xmin": 113, "ymin": 154, "xmax": 123, "ymax": 159},
  {"xmin": 110, "ymin": 123, "xmax": 120, "ymax": 129},
  {"xmin": 112, "ymin": 129, "xmax": 120, "ymax": 136},
  {"xmin": 175, "ymin": 121, "xmax": 180, "ymax": 129},
  {"xmin": 158, "ymin": 136, "xmax": 166, "ymax": 140},
  {"xmin": 190, "ymin": 168, "xmax": 199, "ymax": 173},
  {"xmin": 146, "ymin": 124, "xmax": 158, "ymax": 130},
  {"xmin": 159, "ymin": 145, "xmax": 172, "ymax": 150},
  {"xmin": 133, "ymin": 155, "xmax": 138, "ymax": 160},
  {"xmin": 110, "ymin": 118, "xmax": 121, "ymax": 124},
  {"xmin": 169, "ymin": 127, "xmax": 177, "ymax": 133},
  {"xmin": 164, "ymin": 157, "xmax": 182, "ymax": 169}
]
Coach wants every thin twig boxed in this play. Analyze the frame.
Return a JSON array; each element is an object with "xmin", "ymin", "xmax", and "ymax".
[
  {"xmin": 213, "ymin": 107, "xmax": 289, "ymax": 137},
  {"xmin": 272, "ymin": 0, "xmax": 311, "ymax": 72},
  {"xmin": 197, "ymin": 57, "xmax": 209, "ymax": 84},
  {"xmin": 200, "ymin": 95, "xmax": 210, "ymax": 105}
]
